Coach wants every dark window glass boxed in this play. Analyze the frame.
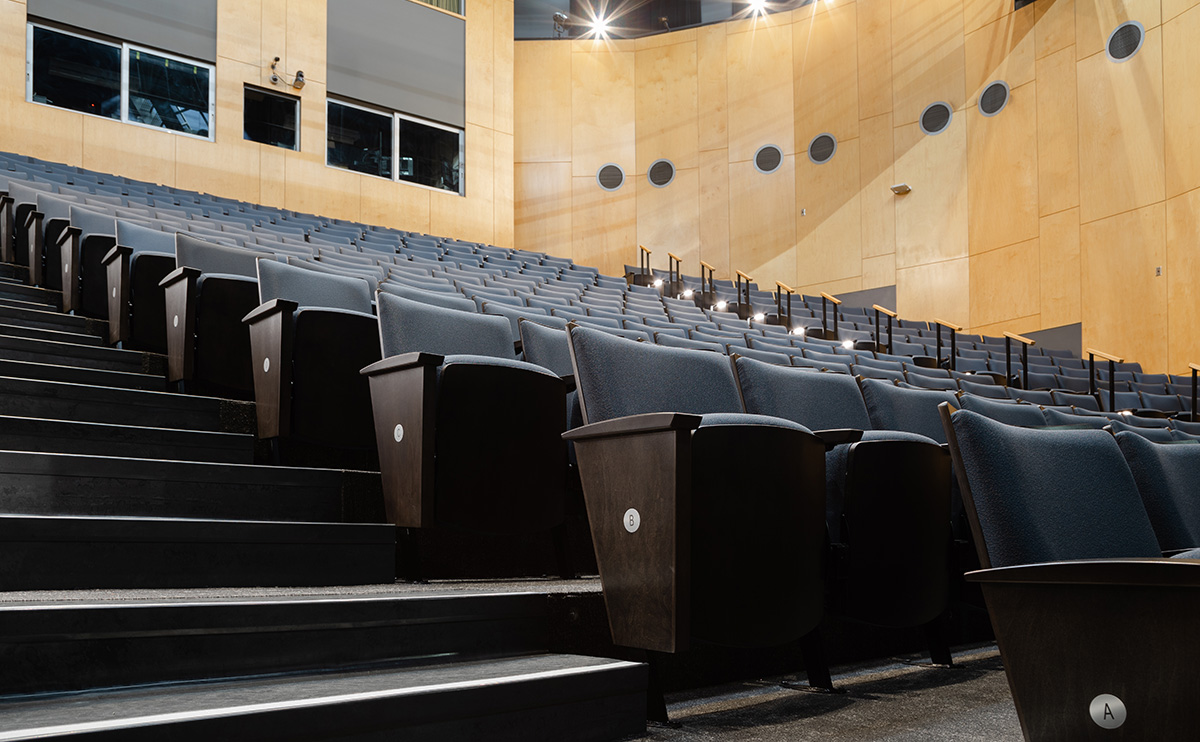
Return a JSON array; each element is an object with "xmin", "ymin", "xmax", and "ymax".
[
  {"xmin": 244, "ymin": 87, "xmax": 298, "ymax": 150},
  {"xmin": 397, "ymin": 117, "xmax": 461, "ymax": 194},
  {"xmin": 30, "ymin": 26, "xmax": 121, "ymax": 119},
  {"xmin": 127, "ymin": 48, "xmax": 211, "ymax": 137},
  {"xmin": 327, "ymin": 101, "xmax": 392, "ymax": 178}
]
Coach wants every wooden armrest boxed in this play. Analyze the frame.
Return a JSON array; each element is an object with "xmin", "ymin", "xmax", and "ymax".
[
  {"xmin": 563, "ymin": 412, "xmax": 703, "ymax": 442},
  {"xmin": 54, "ymin": 225, "xmax": 80, "ymax": 247},
  {"xmin": 102, "ymin": 244, "xmax": 134, "ymax": 267},
  {"xmin": 158, "ymin": 265, "xmax": 200, "ymax": 288},
  {"xmin": 813, "ymin": 428, "xmax": 865, "ymax": 449},
  {"xmin": 23, "ymin": 210, "xmax": 42, "ymax": 229},
  {"xmin": 1004, "ymin": 331, "xmax": 1036, "ymax": 346},
  {"xmin": 242, "ymin": 298, "xmax": 298, "ymax": 325},
  {"xmin": 360, "ymin": 352, "xmax": 445, "ymax": 377},
  {"xmin": 872, "ymin": 304, "xmax": 898, "ymax": 318},
  {"xmin": 819, "ymin": 292, "xmax": 842, "ymax": 305},
  {"xmin": 967, "ymin": 558, "xmax": 1200, "ymax": 587},
  {"xmin": 0, "ymin": 195, "xmax": 12, "ymax": 207}
]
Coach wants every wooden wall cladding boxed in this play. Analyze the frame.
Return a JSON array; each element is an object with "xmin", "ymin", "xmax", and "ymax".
[
  {"xmin": 2, "ymin": 0, "xmax": 513, "ymax": 245},
  {"xmin": 514, "ymin": 0, "xmax": 1200, "ymax": 372}
]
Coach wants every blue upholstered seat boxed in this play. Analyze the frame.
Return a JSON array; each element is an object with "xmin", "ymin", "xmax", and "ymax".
[
  {"xmin": 859, "ymin": 379, "xmax": 959, "ymax": 444},
  {"xmin": 378, "ymin": 291, "xmax": 513, "ymax": 359},
  {"xmin": 959, "ymin": 395, "xmax": 1046, "ymax": 427}
]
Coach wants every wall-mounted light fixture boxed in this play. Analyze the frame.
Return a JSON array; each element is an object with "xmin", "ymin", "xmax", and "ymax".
[
  {"xmin": 270, "ymin": 57, "xmax": 306, "ymax": 90},
  {"xmin": 890, "ymin": 183, "xmax": 911, "ymax": 195},
  {"xmin": 552, "ymin": 11, "xmax": 568, "ymax": 38}
]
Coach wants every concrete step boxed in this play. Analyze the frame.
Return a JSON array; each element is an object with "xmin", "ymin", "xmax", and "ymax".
[
  {"xmin": 0, "ymin": 336, "xmax": 164, "ymax": 375},
  {"xmin": 0, "ymin": 322, "xmax": 104, "ymax": 346},
  {"xmin": 0, "ymin": 415, "xmax": 255, "ymax": 463},
  {"xmin": 0, "ymin": 304, "xmax": 107, "ymax": 336},
  {"xmin": 0, "ymin": 360, "xmax": 165, "ymax": 391}
]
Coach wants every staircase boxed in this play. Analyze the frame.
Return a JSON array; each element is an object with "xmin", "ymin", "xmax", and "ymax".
[{"xmin": 0, "ymin": 260, "xmax": 646, "ymax": 740}]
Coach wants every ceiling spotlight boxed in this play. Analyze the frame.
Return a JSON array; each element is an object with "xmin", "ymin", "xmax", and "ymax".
[
  {"xmin": 716, "ymin": 300, "xmax": 728, "ymax": 310},
  {"xmin": 590, "ymin": 16, "xmax": 610, "ymax": 36},
  {"xmin": 842, "ymin": 340, "xmax": 855, "ymax": 349},
  {"xmin": 753, "ymin": 313, "xmax": 766, "ymax": 322},
  {"xmin": 682, "ymin": 289, "xmax": 694, "ymax": 298},
  {"xmin": 552, "ymin": 11, "xmax": 569, "ymax": 37},
  {"xmin": 748, "ymin": 0, "xmax": 768, "ymax": 15}
]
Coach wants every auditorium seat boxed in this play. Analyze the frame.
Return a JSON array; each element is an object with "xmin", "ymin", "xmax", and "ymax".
[
  {"xmin": 361, "ymin": 294, "xmax": 567, "ymax": 575},
  {"xmin": 959, "ymin": 395, "xmax": 1046, "ymax": 426},
  {"xmin": 940, "ymin": 405, "xmax": 1200, "ymax": 740},
  {"xmin": 104, "ymin": 220, "xmax": 177, "ymax": 352},
  {"xmin": 243, "ymin": 259, "xmax": 381, "ymax": 466},
  {"xmin": 733, "ymin": 357, "xmax": 953, "ymax": 664},
  {"xmin": 563, "ymin": 324, "xmax": 832, "ymax": 699}
]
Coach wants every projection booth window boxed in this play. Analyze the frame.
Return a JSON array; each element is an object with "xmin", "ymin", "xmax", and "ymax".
[{"xmin": 244, "ymin": 86, "xmax": 299, "ymax": 151}]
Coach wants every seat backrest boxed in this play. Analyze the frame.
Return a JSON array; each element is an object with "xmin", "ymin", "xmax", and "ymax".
[
  {"xmin": 69, "ymin": 205, "xmax": 116, "ymax": 242},
  {"xmin": 176, "ymin": 233, "xmax": 258, "ymax": 276},
  {"xmin": 959, "ymin": 395, "xmax": 1046, "ymax": 427},
  {"xmin": 518, "ymin": 318, "xmax": 573, "ymax": 377},
  {"xmin": 119, "ymin": 219, "xmax": 176, "ymax": 255},
  {"xmin": 378, "ymin": 291, "xmax": 512, "ymax": 359},
  {"xmin": 377, "ymin": 281, "xmax": 477, "ymax": 313},
  {"xmin": 735, "ymin": 357, "xmax": 873, "ymax": 430},
  {"xmin": 567, "ymin": 324, "xmax": 743, "ymax": 424},
  {"xmin": 946, "ymin": 408, "xmax": 1163, "ymax": 568},
  {"xmin": 257, "ymin": 257, "xmax": 372, "ymax": 313},
  {"xmin": 859, "ymin": 378, "xmax": 959, "ymax": 443}
]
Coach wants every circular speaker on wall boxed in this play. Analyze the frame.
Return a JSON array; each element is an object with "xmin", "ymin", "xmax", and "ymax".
[
  {"xmin": 1106, "ymin": 21, "xmax": 1144, "ymax": 62},
  {"xmin": 978, "ymin": 81, "xmax": 1010, "ymax": 117},
  {"xmin": 755, "ymin": 144, "xmax": 784, "ymax": 174},
  {"xmin": 648, "ymin": 159, "xmax": 675, "ymax": 188},
  {"xmin": 920, "ymin": 102, "xmax": 953, "ymax": 136},
  {"xmin": 596, "ymin": 163, "xmax": 625, "ymax": 191},
  {"xmin": 807, "ymin": 133, "xmax": 837, "ymax": 164}
]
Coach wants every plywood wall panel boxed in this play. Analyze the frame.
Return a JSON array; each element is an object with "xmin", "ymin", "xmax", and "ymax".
[
  {"xmin": 1163, "ymin": 6, "xmax": 1200, "ymax": 199},
  {"xmin": 726, "ymin": 21, "xmax": 794, "ymax": 163},
  {"xmin": 465, "ymin": 0, "xmax": 495, "ymax": 129},
  {"xmin": 493, "ymin": 0, "xmax": 515, "ymax": 136},
  {"xmin": 493, "ymin": 131, "xmax": 515, "ymax": 246},
  {"xmin": 856, "ymin": 0, "xmax": 893, "ymax": 120},
  {"xmin": 728, "ymin": 156, "xmax": 796, "ymax": 286},
  {"xmin": 432, "ymin": 125, "xmax": 495, "ymax": 243},
  {"xmin": 964, "ymin": 0, "xmax": 1010, "ymax": 35},
  {"xmin": 1080, "ymin": 202, "xmax": 1167, "ymax": 371},
  {"xmin": 860, "ymin": 112, "xmax": 896, "ymax": 260},
  {"xmin": 969, "ymin": 237, "xmax": 1040, "ymax": 327},
  {"xmin": 219, "ymin": 0, "xmax": 262, "ymax": 65},
  {"xmin": 286, "ymin": 0, "xmax": 326, "ymax": 84},
  {"xmin": 862, "ymin": 253, "xmax": 897, "ymax": 290},
  {"xmin": 896, "ymin": 257, "xmax": 971, "ymax": 329},
  {"xmin": 1036, "ymin": 0, "xmax": 1076, "ymax": 58},
  {"xmin": 891, "ymin": 0, "xmax": 966, "ymax": 126},
  {"xmin": 1076, "ymin": 27, "xmax": 1164, "ymax": 224},
  {"xmin": 1039, "ymin": 207, "xmax": 1082, "ymax": 329},
  {"xmin": 793, "ymin": 1, "xmax": 859, "ymax": 146},
  {"xmin": 81, "ymin": 116, "xmax": 177, "ymax": 188},
  {"xmin": 698, "ymin": 148, "xmax": 731, "ymax": 277},
  {"xmin": 1036, "ymin": 46, "xmax": 1080, "ymax": 216},
  {"xmin": 697, "ymin": 25, "xmax": 729, "ymax": 152},
  {"xmin": 967, "ymin": 80, "xmax": 1039, "ymax": 254},
  {"xmin": 894, "ymin": 118, "xmax": 968, "ymax": 269},
  {"xmin": 636, "ymin": 168, "xmax": 700, "ymax": 270},
  {"xmin": 1165, "ymin": 189, "xmax": 1200, "ymax": 371},
  {"xmin": 634, "ymin": 41, "xmax": 699, "ymax": 174},
  {"xmin": 514, "ymin": 42, "xmax": 572, "ymax": 163},
  {"xmin": 965, "ymin": 6, "xmax": 1037, "ymax": 103},
  {"xmin": 514, "ymin": 162, "xmax": 572, "ymax": 257},
  {"xmin": 571, "ymin": 43, "xmax": 635, "ymax": 178},
  {"xmin": 796, "ymin": 138, "xmax": 862, "ymax": 286},
  {"xmin": 1164, "ymin": 0, "xmax": 1200, "ymax": 21},
  {"xmin": 572, "ymin": 173, "xmax": 636, "ymax": 278}
]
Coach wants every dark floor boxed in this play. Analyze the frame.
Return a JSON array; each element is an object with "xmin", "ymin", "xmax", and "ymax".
[{"xmin": 646, "ymin": 645, "xmax": 1020, "ymax": 741}]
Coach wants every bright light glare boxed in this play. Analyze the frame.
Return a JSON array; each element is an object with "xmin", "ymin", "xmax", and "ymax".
[
  {"xmin": 590, "ymin": 16, "xmax": 610, "ymax": 35},
  {"xmin": 792, "ymin": 327, "xmax": 806, "ymax": 336},
  {"xmin": 716, "ymin": 300, "xmax": 728, "ymax": 310},
  {"xmin": 682, "ymin": 289, "xmax": 694, "ymax": 298},
  {"xmin": 748, "ymin": 0, "xmax": 767, "ymax": 14},
  {"xmin": 842, "ymin": 340, "xmax": 855, "ymax": 349},
  {"xmin": 753, "ymin": 313, "xmax": 766, "ymax": 322},
  {"xmin": 653, "ymin": 278, "xmax": 664, "ymax": 288}
]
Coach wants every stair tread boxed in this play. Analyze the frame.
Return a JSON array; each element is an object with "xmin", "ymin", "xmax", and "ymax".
[
  {"xmin": 0, "ymin": 305, "xmax": 106, "ymax": 333},
  {"xmin": 0, "ymin": 414, "xmax": 254, "ymax": 463},
  {"xmin": 0, "ymin": 654, "xmax": 640, "ymax": 737},
  {"xmin": 0, "ymin": 323, "xmax": 104, "ymax": 346},
  {"xmin": 0, "ymin": 359, "xmax": 165, "ymax": 390}
]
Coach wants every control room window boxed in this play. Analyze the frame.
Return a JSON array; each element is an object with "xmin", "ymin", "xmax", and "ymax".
[
  {"xmin": 28, "ymin": 25, "xmax": 121, "ymax": 120},
  {"xmin": 244, "ymin": 86, "xmax": 299, "ymax": 151},
  {"xmin": 396, "ymin": 114, "xmax": 462, "ymax": 195},
  {"xmin": 327, "ymin": 100, "xmax": 393, "ymax": 179},
  {"xmin": 26, "ymin": 23, "xmax": 214, "ymax": 141}
]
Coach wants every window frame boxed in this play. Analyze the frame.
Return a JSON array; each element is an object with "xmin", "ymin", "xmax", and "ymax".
[
  {"xmin": 325, "ymin": 98, "xmax": 465, "ymax": 197},
  {"xmin": 243, "ymin": 84, "xmax": 301, "ymax": 151},
  {"xmin": 26, "ymin": 21, "xmax": 216, "ymax": 142}
]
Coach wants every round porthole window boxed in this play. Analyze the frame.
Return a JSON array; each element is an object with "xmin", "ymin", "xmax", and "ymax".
[
  {"xmin": 920, "ymin": 102, "xmax": 953, "ymax": 136},
  {"xmin": 807, "ymin": 134, "xmax": 837, "ymax": 164},
  {"xmin": 755, "ymin": 144, "xmax": 784, "ymax": 174},
  {"xmin": 596, "ymin": 163, "xmax": 625, "ymax": 191},
  {"xmin": 647, "ymin": 159, "xmax": 675, "ymax": 188},
  {"xmin": 1106, "ymin": 21, "xmax": 1144, "ymax": 63},
  {"xmin": 978, "ymin": 81, "xmax": 1010, "ymax": 117}
]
